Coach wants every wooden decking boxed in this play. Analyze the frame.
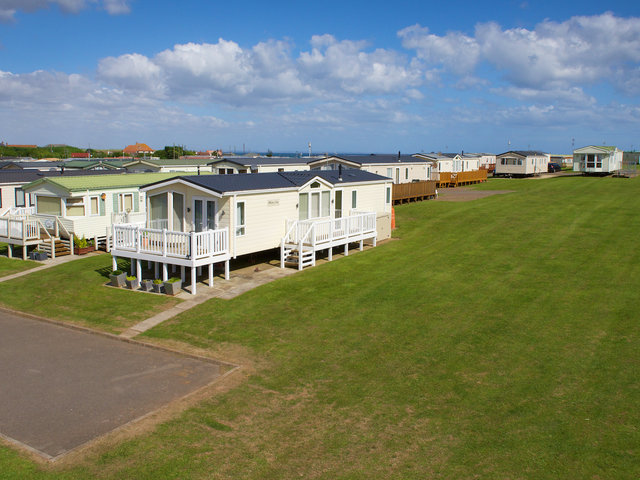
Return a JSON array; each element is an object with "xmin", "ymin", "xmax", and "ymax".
[
  {"xmin": 392, "ymin": 181, "xmax": 437, "ymax": 204},
  {"xmin": 437, "ymin": 170, "xmax": 488, "ymax": 188}
]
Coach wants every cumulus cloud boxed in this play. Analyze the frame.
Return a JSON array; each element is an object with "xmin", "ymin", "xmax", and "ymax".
[
  {"xmin": 399, "ymin": 25, "xmax": 480, "ymax": 75},
  {"xmin": 400, "ymin": 13, "xmax": 640, "ymax": 95},
  {"xmin": 0, "ymin": 0, "xmax": 130, "ymax": 22},
  {"xmin": 298, "ymin": 34, "xmax": 422, "ymax": 95},
  {"xmin": 97, "ymin": 36, "xmax": 422, "ymax": 106}
]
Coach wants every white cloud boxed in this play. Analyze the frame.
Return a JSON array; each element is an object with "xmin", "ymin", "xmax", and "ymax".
[
  {"xmin": 97, "ymin": 53, "xmax": 165, "ymax": 95},
  {"xmin": 400, "ymin": 13, "xmax": 640, "ymax": 96},
  {"xmin": 399, "ymin": 24, "xmax": 480, "ymax": 75},
  {"xmin": 0, "ymin": 0, "xmax": 130, "ymax": 22},
  {"xmin": 97, "ymin": 36, "xmax": 422, "ymax": 106},
  {"xmin": 299, "ymin": 34, "xmax": 422, "ymax": 95}
]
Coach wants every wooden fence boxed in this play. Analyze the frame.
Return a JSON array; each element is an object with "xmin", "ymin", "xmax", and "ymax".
[
  {"xmin": 437, "ymin": 169, "xmax": 487, "ymax": 188},
  {"xmin": 392, "ymin": 181, "xmax": 437, "ymax": 204}
]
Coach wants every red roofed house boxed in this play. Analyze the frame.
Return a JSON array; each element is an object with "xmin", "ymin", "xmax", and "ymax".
[
  {"xmin": 123, "ymin": 143, "xmax": 154, "ymax": 157},
  {"xmin": 71, "ymin": 152, "xmax": 91, "ymax": 158}
]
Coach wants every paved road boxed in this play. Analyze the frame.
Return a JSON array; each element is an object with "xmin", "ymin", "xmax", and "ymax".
[{"xmin": 0, "ymin": 310, "xmax": 225, "ymax": 460}]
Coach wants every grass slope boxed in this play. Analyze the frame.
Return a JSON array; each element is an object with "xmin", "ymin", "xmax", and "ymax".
[
  {"xmin": 0, "ymin": 176, "xmax": 638, "ymax": 478},
  {"xmin": 0, "ymin": 243, "xmax": 38, "ymax": 276},
  {"xmin": 0, "ymin": 254, "xmax": 180, "ymax": 333}
]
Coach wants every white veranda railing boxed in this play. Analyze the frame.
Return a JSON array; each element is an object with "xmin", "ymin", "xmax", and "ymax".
[{"xmin": 112, "ymin": 224, "xmax": 229, "ymax": 260}]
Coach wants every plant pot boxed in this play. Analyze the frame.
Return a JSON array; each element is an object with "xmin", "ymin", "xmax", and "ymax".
[
  {"xmin": 163, "ymin": 279, "xmax": 182, "ymax": 296},
  {"xmin": 141, "ymin": 279, "xmax": 154, "ymax": 292},
  {"xmin": 74, "ymin": 245, "xmax": 95, "ymax": 255},
  {"xmin": 29, "ymin": 251, "xmax": 48, "ymax": 261},
  {"xmin": 126, "ymin": 278, "xmax": 140, "ymax": 290},
  {"xmin": 109, "ymin": 272, "xmax": 127, "ymax": 288},
  {"xmin": 152, "ymin": 282, "xmax": 163, "ymax": 293}
]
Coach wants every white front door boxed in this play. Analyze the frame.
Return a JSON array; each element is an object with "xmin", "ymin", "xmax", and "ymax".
[{"xmin": 193, "ymin": 198, "xmax": 216, "ymax": 232}]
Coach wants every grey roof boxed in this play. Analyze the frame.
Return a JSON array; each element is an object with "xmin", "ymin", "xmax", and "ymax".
[
  {"xmin": 322, "ymin": 154, "xmax": 429, "ymax": 165},
  {"xmin": 497, "ymin": 150, "xmax": 547, "ymax": 157},
  {"xmin": 210, "ymin": 156, "xmax": 310, "ymax": 168},
  {"xmin": 144, "ymin": 170, "xmax": 388, "ymax": 194},
  {"xmin": 0, "ymin": 161, "xmax": 65, "ymax": 170},
  {"xmin": 0, "ymin": 168, "xmax": 124, "ymax": 184}
]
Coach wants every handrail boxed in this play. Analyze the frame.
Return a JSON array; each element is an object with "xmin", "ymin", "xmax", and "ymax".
[{"xmin": 112, "ymin": 224, "xmax": 229, "ymax": 260}]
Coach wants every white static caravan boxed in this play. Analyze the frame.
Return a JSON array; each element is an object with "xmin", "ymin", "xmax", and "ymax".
[
  {"xmin": 110, "ymin": 170, "xmax": 392, "ymax": 294},
  {"xmin": 495, "ymin": 151, "xmax": 549, "ymax": 177},
  {"xmin": 413, "ymin": 153, "xmax": 480, "ymax": 174},
  {"xmin": 572, "ymin": 146, "xmax": 623, "ymax": 175},
  {"xmin": 309, "ymin": 154, "xmax": 436, "ymax": 183},
  {"xmin": 209, "ymin": 156, "xmax": 312, "ymax": 174},
  {"xmin": 22, "ymin": 173, "xmax": 189, "ymax": 246}
]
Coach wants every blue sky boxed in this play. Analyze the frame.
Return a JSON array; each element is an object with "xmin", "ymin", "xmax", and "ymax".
[{"xmin": 1, "ymin": 0, "xmax": 639, "ymax": 154}]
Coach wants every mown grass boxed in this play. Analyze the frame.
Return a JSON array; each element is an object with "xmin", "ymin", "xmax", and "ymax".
[
  {"xmin": 0, "ymin": 253, "xmax": 180, "ymax": 333},
  {"xmin": 0, "ymin": 176, "xmax": 638, "ymax": 479},
  {"xmin": 0, "ymin": 243, "xmax": 38, "ymax": 276}
]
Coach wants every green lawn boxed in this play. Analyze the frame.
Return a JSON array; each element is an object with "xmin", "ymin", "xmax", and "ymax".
[
  {"xmin": 0, "ymin": 253, "xmax": 181, "ymax": 333},
  {"xmin": 0, "ymin": 243, "xmax": 39, "ymax": 276},
  {"xmin": 0, "ymin": 176, "xmax": 638, "ymax": 478}
]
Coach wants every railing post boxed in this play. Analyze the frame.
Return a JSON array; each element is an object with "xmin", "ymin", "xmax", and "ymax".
[
  {"xmin": 190, "ymin": 231, "xmax": 196, "ymax": 260},
  {"xmin": 136, "ymin": 226, "xmax": 141, "ymax": 253},
  {"xmin": 162, "ymin": 229, "xmax": 167, "ymax": 257}
]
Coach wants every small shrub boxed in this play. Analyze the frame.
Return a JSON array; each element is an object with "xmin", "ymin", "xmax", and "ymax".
[
  {"xmin": 166, "ymin": 277, "xmax": 181, "ymax": 283},
  {"xmin": 126, "ymin": 275, "xmax": 137, "ymax": 281},
  {"xmin": 112, "ymin": 270, "xmax": 123, "ymax": 276},
  {"xmin": 153, "ymin": 279, "xmax": 163, "ymax": 284}
]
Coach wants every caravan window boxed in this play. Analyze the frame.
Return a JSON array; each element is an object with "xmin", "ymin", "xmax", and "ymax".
[
  {"xmin": 119, "ymin": 193, "xmax": 134, "ymax": 213},
  {"xmin": 15, "ymin": 188, "xmax": 25, "ymax": 207},
  {"xmin": 65, "ymin": 198, "xmax": 85, "ymax": 217},
  {"xmin": 236, "ymin": 201, "xmax": 245, "ymax": 236},
  {"xmin": 90, "ymin": 196, "xmax": 99, "ymax": 216},
  {"xmin": 36, "ymin": 196, "xmax": 62, "ymax": 215}
]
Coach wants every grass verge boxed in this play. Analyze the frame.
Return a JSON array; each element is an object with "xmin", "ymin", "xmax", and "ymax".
[
  {"xmin": 0, "ymin": 253, "xmax": 180, "ymax": 334},
  {"xmin": 0, "ymin": 176, "xmax": 638, "ymax": 478}
]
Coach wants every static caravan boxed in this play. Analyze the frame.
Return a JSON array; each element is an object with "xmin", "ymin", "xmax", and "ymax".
[
  {"xmin": 123, "ymin": 158, "xmax": 214, "ymax": 173},
  {"xmin": 21, "ymin": 173, "xmax": 191, "ymax": 249},
  {"xmin": 572, "ymin": 146, "xmax": 623, "ymax": 175},
  {"xmin": 210, "ymin": 156, "xmax": 311, "ymax": 174},
  {"xmin": 495, "ymin": 151, "xmax": 549, "ymax": 177},
  {"xmin": 309, "ymin": 154, "xmax": 436, "ymax": 183},
  {"xmin": 110, "ymin": 170, "xmax": 392, "ymax": 294}
]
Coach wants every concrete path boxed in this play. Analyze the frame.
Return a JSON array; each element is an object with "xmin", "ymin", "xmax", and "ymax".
[
  {"xmin": 0, "ymin": 309, "xmax": 232, "ymax": 461},
  {"xmin": 120, "ymin": 263, "xmax": 297, "ymax": 338}
]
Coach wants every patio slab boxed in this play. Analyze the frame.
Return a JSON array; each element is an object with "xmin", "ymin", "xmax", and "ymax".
[{"xmin": 0, "ymin": 309, "xmax": 232, "ymax": 461}]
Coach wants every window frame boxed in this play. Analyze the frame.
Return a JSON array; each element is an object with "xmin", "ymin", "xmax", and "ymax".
[
  {"xmin": 235, "ymin": 201, "xmax": 246, "ymax": 237},
  {"xmin": 15, "ymin": 188, "xmax": 25, "ymax": 208}
]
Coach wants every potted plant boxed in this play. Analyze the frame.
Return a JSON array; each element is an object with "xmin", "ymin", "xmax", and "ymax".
[
  {"xmin": 109, "ymin": 270, "xmax": 126, "ymax": 287},
  {"xmin": 125, "ymin": 275, "xmax": 140, "ymax": 290},
  {"xmin": 29, "ymin": 249, "xmax": 48, "ymax": 261},
  {"xmin": 74, "ymin": 235, "xmax": 95, "ymax": 255},
  {"xmin": 141, "ymin": 279, "xmax": 154, "ymax": 291},
  {"xmin": 152, "ymin": 279, "xmax": 163, "ymax": 293},
  {"xmin": 163, "ymin": 277, "xmax": 182, "ymax": 296}
]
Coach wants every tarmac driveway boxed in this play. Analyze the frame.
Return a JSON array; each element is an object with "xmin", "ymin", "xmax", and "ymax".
[{"xmin": 0, "ymin": 310, "xmax": 228, "ymax": 460}]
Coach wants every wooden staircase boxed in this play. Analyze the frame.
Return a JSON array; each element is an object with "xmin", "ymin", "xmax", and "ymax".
[
  {"xmin": 39, "ymin": 238, "xmax": 72, "ymax": 258},
  {"xmin": 281, "ymin": 244, "xmax": 315, "ymax": 270}
]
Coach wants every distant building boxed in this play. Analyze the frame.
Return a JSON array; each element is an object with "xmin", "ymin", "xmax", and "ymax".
[
  {"xmin": 71, "ymin": 152, "xmax": 91, "ymax": 158},
  {"xmin": 123, "ymin": 143, "xmax": 154, "ymax": 157},
  {"xmin": 573, "ymin": 146, "xmax": 623, "ymax": 174}
]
